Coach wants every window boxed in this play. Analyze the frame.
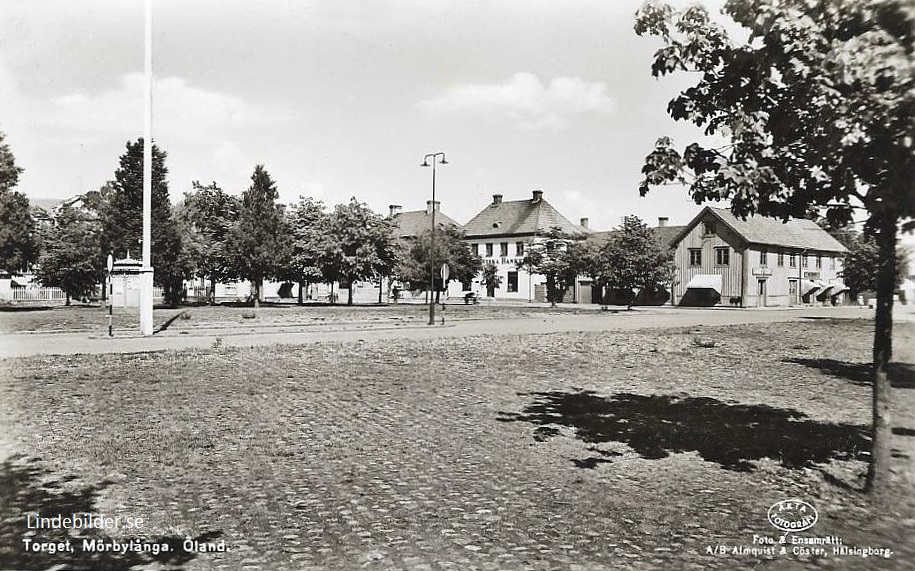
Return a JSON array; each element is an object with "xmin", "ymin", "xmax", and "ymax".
[
  {"xmin": 777, "ymin": 250, "xmax": 784, "ymax": 267},
  {"xmin": 516, "ymin": 241, "xmax": 525, "ymax": 256},
  {"xmin": 715, "ymin": 247, "xmax": 730, "ymax": 266},
  {"xmin": 500, "ymin": 242, "xmax": 508, "ymax": 257},
  {"xmin": 507, "ymin": 271, "xmax": 518, "ymax": 293},
  {"xmin": 485, "ymin": 243, "xmax": 493, "ymax": 257},
  {"xmin": 802, "ymin": 254, "xmax": 809, "ymax": 268},
  {"xmin": 789, "ymin": 253, "xmax": 796, "ymax": 268},
  {"xmin": 471, "ymin": 243, "xmax": 479, "ymax": 256},
  {"xmin": 759, "ymin": 249, "xmax": 767, "ymax": 266},
  {"xmin": 688, "ymin": 248, "xmax": 702, "ymax": 266},
  {"xmin": 702, "ymin": 221, "xmax": 715, "ymax": 236},
  {"xmin": 830, "ymin": 256, "xmax": 836, "ymax": 269},
  {"xmin": 816, "ymin": 254, "xmax": 822, "ymax": 268}
]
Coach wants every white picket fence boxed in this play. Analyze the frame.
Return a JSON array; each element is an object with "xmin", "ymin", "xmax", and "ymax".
[{"xmin": 12, "ymin": 287, "xmax": 67, "ymax": 301}]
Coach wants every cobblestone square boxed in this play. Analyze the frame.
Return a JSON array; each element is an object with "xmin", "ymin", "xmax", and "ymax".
[{"xmin": 1, "ymin": 317, "xmax": 913, "ymax": 570}]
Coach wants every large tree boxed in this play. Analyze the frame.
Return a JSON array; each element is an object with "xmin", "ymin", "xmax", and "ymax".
[
  {"xmin": 319, "ymin": 199, "xmax": 394, "ymax": 305},
  {"xmin": 396, "ymin": 225, "xmax": 483, "ymax": 299},
  {"xmin": 35, "ymin": 205, "xmax": 102, "ymax": 305},
  {"xmin": 284, "ymin": 197, "xmax": 327, "ymax": 304},
  {"xmin": 842, "ymin": 234, "xmax": 911, "ymax": 298},
  {"xmin": 176, "ymin": 181, "xmax": 240, "ymax": 304},
  {"xmin": 635, "ymin": 0, "xmax": 915, "ymax": 491},
  {"xmin": 228, "ymin": 165, "xmax": 286, "ymax": 307},
  {"xmin": 105, "ymin": 139, "xmax": 190, "ymax": 305},
  {"xmin": 518, "ymin": 227, "xmax": 587, "ymax": 307},
  {"xmin": 593, "ymin": 216, "xmax": 676, "ymax": 310},
  {"xmin": 0, "ymin": 131, "xmax": 37, "ymax": 273}
]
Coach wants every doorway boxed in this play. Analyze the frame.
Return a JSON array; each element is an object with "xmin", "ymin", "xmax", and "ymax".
[
  {"xmin": 757, "ymin": 279, "xmax": 768, "ymax": 307},
  {"xmin": 788, "ymin": 279, "xmax": 798, "ymax": 306}
]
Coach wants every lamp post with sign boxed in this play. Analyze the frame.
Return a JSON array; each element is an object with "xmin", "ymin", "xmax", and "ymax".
[
  {"xmin": 106, "ymin": 253, "xmax": 114, "ymax": 337},
  {"xmin": 421, "ymin": 152, "xmax": 448, "ymax": 325}
]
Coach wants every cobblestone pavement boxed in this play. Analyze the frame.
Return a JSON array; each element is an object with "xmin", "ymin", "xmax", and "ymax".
[
  {"xmin": 0, "ymin": 306, "xmax": 870, "ymax": 358},
  {"xmin": 1, "ymin": 315, "xmax": 914, "ymax": 570}
]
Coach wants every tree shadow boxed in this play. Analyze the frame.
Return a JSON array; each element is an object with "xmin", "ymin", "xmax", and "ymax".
[
  {"xmin": 498, "ymin": 391, "xmax": 869, "ymax": 472},
  {"xmin": 154, "ymin": 310, "xmax": 189, "ymax": 334},
  {"xmin": 0, "ymin": 306, "xmax": 54, "ymax": 312},
  {"xmin": 0, "ymin": 456, "xmax": 218, "ymax": 570},
  {"xmin": 785, "ymin": 358, "xmax": 915, "ymax": 389}
]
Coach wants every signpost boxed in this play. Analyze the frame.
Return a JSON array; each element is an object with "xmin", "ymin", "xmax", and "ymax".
[
  {"xmin": 440, "ymin": 263, "xmax": 449, "ymax": 325},
  {"xmin": 106, "ymin": 253, "xmax": 114, "ymax": 337}
]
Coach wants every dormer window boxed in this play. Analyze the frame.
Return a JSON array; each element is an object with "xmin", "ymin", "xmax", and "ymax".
[{"xmin": 702, "ymin": 221, "xmax": 715, "ymax": 236}]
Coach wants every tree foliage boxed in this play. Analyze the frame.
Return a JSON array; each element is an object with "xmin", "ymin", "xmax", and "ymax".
[
  {"xmin": 284, "ymin": 197, "xmax": 327, "ymax": 303},
  {"xmin": 0, "ymin": 131, "xmax": 37, "ymax": 273},
  {"xmin": 518, "ymin": 227, "xmax": 587, "ymax": 306},
  {"xmin": 176, "ymin": 181, "xmax": 240, "ymax": 303},
  {"xmin": 0, "ymin": 130, "xmax": 23, "ymax": 194},
  {"xmin": 592, "ymin": 216, "xmax": 676, "ymax": 309},
  {"xmin": 635, "ymin": 0, "xmax": 915, "ymax": 491},
  {"xmin": 0, "ymin": 189, "xmax": 37, "ymax": 273},
  {"xmin": 318, "ymin": 199, "xmax": 394, "ymax": 305},
  {"xmin": 105, "ymin": 139, "xmax": 190, "ymax": 305},
  {"xmin": 842, "ymin": 235, "xmax": 911, "ymax": 297},
  {"xmin": 227, "ymin": 165, "xmax": 286, "ymax": 307},
  {"xmin": 35, "ymin": 205, "xmax": 102, "ymax": 304},
  {"xmin": 480, "ymin": 261, "xmax": 502, "ymax": 297},
  {"xmin": 396, "ymin": 225, "xmax": 482, "ymax": 293}
]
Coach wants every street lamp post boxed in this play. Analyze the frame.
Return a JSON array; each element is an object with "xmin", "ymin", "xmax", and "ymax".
[{"xmin": 421, "ymin": 152, "xmax": 447, "ymax": 326}]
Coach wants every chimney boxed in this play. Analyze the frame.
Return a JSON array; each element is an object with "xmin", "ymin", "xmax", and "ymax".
[
  {"xmin": 658, "ymin": 216, "xmax": 669, "ymax": 227},
  {"xmin": 492, "ymin": 194, "xmax": 503, "ymax": 206},
  {"xmin": 532, "ymin": 189, "xmax": 543, "ymax": 202},
  {"xmin": 389, "ymin": 204, "xmax": 402, "ymax": 217},
  {"xmin": 426, "ymin": 200, "xmax": 440, "ymax": 214},
  {"xmin": 580, "ymin": 217, "xmax": 589, "ymax": 229}
]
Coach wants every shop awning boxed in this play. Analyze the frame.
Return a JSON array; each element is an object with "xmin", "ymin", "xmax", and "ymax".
[
  {"xmin": 685, "ymin": 274, "xmax": 722, "ymax": 294},
  {"xmin": 801, "ymin": 280, "xmax": 820, "ymax": 295},
  {"xmin": 830, "ymin": 284, "xmax": 849, "ymax": 295},
  {"xmin": 9, "ymin": 278, "xmax": 26, "ymax": 287}
]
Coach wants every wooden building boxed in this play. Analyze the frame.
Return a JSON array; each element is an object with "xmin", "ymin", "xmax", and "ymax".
[{"xmin": 669, "ymin": 207, "xmax": 849, "ymax": 307}]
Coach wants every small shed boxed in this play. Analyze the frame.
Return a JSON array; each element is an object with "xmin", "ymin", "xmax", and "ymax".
[{"xmin": 110, "ymin": 256, "xmax": 143, "ymax": 307}]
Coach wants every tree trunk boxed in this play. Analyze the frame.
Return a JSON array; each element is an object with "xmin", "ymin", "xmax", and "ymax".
[
  {"xmin": 867, "ymin": 215, "xmax": 896, "ymax": 493},
  {"xmin": 252, "ymin": 280, "xmax": 260, "ymax": 309},
  {"xmin": 378, "ymin": 278, "xmax": 383, "ymax": 304},
  {"xmin": 548, "ymin": 275, "xmax": 557, "ymax": 307},
  {"xmin": 65, "ymin": 291, "xmax": 71, "ymax": 306},
  {"xmin": 209, "ymin": 276, "xmax": 216, "ymax": 306},
  {"xmin": 331, "ymin": 282, "xmax": 335, "ymax": 304},
  {"xmin": 298, "ymin": 280, "xmax": 304, "ymax": 305}
]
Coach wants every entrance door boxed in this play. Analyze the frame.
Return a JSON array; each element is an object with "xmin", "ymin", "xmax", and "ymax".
[
  {"xmin": 788, "ymin": 279, "xmax": 798, "ymax": 306},
  {"xmin": 757, "ymin": 279, "xmax": 768, "ymax": 307}
]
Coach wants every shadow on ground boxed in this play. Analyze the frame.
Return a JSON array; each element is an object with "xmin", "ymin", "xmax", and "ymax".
[
  {"xmin": 0, "ymin": 456, "xmax": 218, "ymax": 570},
  {"xmin": 498, "ymin": 391, "xmax": 869, "ymax": 472},
  {"xmin": 785, "ymin": 358, "xmax": 915, "ymax": 389}
]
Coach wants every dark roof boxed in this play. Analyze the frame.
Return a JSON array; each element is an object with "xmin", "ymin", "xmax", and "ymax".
[
  {"xmin": 588, "ymin": 226, "xmax": 686, "ymax": 247},
  {"xmin": 392, "ymin": 209, "xmax": 462, "ymax": 238},
  {"xmin": 682, "ymin": 207, "xmax": 848, "ymax": 253},
  {"xmin": 463, "ymin": 195, "xmax": 590, "ymax": 238}
]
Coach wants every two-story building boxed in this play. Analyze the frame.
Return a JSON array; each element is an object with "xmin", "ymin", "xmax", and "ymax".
[
  {"xmin": 462, "ymin": 190, "xmax": 590, "ymax": 301},
  {"xmin": 669, "ymin": 206, "xmax": 849, "ymax": 307}
]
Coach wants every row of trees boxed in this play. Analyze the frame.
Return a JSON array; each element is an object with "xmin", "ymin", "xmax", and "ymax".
[
  {"xmin": 0, "ymin": 136, "xmax": 488, "ymax": 307},
  {"xmin": 518, "ymin": 217, "xmax": 676, "ymax": 309}
]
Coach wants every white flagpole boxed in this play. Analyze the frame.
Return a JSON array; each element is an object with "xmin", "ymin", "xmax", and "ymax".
[{"xmin": 139, "ymin": 0, "xmax": 154, "ymax": 336}]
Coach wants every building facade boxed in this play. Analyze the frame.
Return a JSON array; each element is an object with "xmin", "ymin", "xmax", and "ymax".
[
  {"xmin": 669, "ymin": 207, "xmax": 848, "ymax": 307},
  {"xmin": 462, "ymin": 190, "xmax": 590, "ymax": 302}
]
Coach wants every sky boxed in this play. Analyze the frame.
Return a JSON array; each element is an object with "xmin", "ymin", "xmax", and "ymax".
[
  {"xmin": 0, "ymin": 0, "xmax": 728, "ymax": 232},
  {"xmin": 1, "ymin": 0, "xmax": 911, "ymax": 254}
]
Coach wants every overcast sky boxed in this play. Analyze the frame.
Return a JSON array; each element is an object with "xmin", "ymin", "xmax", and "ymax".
[
  {"xmin": 5, "ymin": 0, "xmax": 910, "ymax": 254},
  {"xmin": 2, "ymin": 0, "xmax": 738, "ymax": 231}
]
